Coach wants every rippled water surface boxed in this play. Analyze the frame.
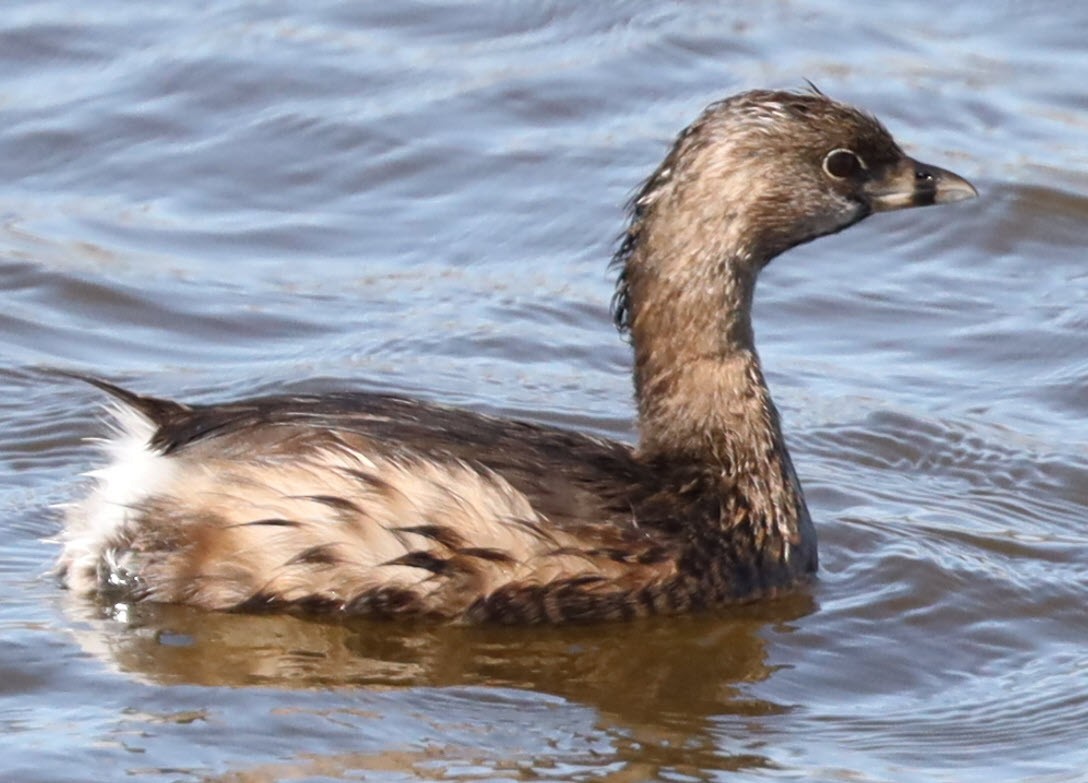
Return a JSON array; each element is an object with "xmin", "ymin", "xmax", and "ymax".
[{"xmin": 3, "ymin": 2, "xmax": 1087, "ymax": 781}]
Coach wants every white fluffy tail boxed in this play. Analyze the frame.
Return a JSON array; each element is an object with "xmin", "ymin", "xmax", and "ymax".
[{"xmin": 58, "ymin": 402, "xmax": 174, "ymax": 594}]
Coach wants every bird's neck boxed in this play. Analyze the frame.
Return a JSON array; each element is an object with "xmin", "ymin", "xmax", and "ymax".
[
  {"xmin": 628, "ymin": 253, "xmax": 777, "ymax": 465},
  {"xmin": 627, "ymin": 250, "xmax": 812, "ymax": 566}
]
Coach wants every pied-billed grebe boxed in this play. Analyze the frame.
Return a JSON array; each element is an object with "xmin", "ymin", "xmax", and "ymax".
[{"xmin": 58, "ymin": 89, "xmax": 977, "ymax": 623}]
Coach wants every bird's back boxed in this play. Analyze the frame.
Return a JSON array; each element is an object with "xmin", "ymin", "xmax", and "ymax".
[{"xmin": 61, "ymin": 383, "xmax": 730, "ymax": 623}]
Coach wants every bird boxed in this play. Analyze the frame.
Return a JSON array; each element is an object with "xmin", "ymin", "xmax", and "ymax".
[{"xmin": 57, "ymin": 88, "xmax": 977, "ymax": 624}]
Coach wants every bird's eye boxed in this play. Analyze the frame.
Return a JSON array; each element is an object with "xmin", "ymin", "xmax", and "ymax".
[{"xmin": 823, "ymin": 149, "xmax": 864, "ymax": 179}]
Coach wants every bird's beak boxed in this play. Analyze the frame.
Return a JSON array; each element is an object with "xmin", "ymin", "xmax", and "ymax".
[{"xmin": 866, "ymin": 156, "xmax": 978, "ymax": 212}]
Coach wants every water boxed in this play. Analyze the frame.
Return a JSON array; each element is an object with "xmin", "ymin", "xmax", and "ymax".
[{"xmin": 2, "ymin": 1, "xmax": 1087, "ymax": 781}]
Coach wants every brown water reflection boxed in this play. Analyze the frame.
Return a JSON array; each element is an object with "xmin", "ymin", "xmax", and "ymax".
[
  {"xmin": 61, "ymin": 594, "xmax": 816, "ymax": 779},
  {"xmin": 65, "ymin": 593, "xmax": 813, "ymax": 722}
]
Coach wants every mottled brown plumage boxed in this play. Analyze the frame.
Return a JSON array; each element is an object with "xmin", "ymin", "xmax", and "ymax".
[{"xmin": 58, "ymin": 89, "xmax": 977, "ymax": 623}]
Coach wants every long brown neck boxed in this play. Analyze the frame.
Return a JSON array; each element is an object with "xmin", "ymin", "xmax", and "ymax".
[
  {"xmin": 609, "ymin": 118, "xmax": 819, "ymax": 563},
  {"xmin": 628, "ymin": 256, "xmax": 778, "ymax": 467},
  {"xmin": 623, "ymin": 241, "xmax": 813, "ymax": 567}
]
